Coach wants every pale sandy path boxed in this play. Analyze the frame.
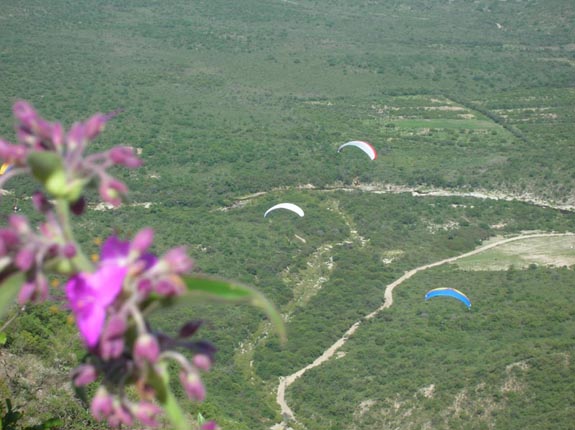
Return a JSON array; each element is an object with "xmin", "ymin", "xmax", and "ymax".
[
  {"xmin": 223, "ymin": 182, "xmax": 575, "ymax": 213},
  {"xmin": 271, "ymin": 232, "xmax": 575, "ymax": 429}
]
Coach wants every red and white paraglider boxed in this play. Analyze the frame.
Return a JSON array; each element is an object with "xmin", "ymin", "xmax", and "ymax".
[{"xmin": 337, "ymin": 140, "xmax": 377, "ymax": 160}]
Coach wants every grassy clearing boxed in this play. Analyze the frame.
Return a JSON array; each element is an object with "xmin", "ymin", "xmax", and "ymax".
[{"xmin": 456, "ymin": 235, "xmax": 575, "ymax": 270}]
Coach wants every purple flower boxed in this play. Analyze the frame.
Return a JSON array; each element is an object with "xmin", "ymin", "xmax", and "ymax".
[
  {"xmin": 65, "ymin": 234, "xmax": 160, "ymax": 347},
  {"xmin": 66, "ymin": 263, "xmax": 127, "ymax": 347},
  {"xmin": 2, "ymin": 101, "xmax": 142, "ymax": 206}
]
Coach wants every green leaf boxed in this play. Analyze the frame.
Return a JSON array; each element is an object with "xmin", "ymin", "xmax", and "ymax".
[
  {"xmin": 27, "ymin": 152, "xmax": 85, "ymax": 201},
  {"xmin": 27, "ymin": 152, "xmax": 63, "ymax": 183},
  {"xmin": 182, "ymin": 275, "xmax": 286, "ymax": 344},
  {"xmin": 146, "ymin": 363, "xmax": 168, "ymax": 403},
  {"xmin": 0, "ymin": 332, "xmax": 6, "ymax": 346},
  {"xmin": 0, "ymin": 272, "xmax": 25, "ymax": 320}
]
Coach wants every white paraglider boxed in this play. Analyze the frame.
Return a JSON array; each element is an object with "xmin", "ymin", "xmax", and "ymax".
[
  {"xmin": 264, "ymin": 203, "xmax": 305, "ymax": 218},
  {"xmin": 337, "ymin": 140, "xmax": 377, "ymax": 160}
]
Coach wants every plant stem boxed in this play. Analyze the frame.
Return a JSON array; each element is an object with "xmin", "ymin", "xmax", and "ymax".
[
  {"xmin": 55, "ymin": 199, "xmax": 93, "ymax": 273},
  {"xmin": 156, "ymin": 362, "xmax": 191, "ymax": 430}
]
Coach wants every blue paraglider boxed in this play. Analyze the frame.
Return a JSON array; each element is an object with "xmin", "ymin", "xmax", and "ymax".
[{"xmin": 425, "ymin": 288, "xmax": 471, "ymax": 309}]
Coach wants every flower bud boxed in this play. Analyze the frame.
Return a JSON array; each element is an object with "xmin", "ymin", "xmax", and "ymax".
[
  {"xmin": 134, "ymin": 334, "xmax": 160, "ymax": 364},
  {"xmin": 137, "ymin": 278, "xmax": 153, "ymax": 296},
  {"xmin": 15, "ymin": 247, "xmax": 35, "ymax": 271},
  {"xmin": 154, "ymin": 277, "xmax": 184, "ymax": 297},
  {"xmin": 105, "ymin": 315, "xmax": 127, "ymax": 339},
  {"xmin": 99, "ymin": 179, "xmax": 128, "ymax": 207},
  {"xmin": 0, "ymin": 139, "xmax": 10, "ymax": 155},
  {"xmin": 70, "ymin": 196, "xmax": 86, "ymax": 215},
  {"xmin": 164, "ymin": 247, "xmax": 193, "ymax": 273},
  {"xmin": 17, "ymin": 126, "xmax": 39, "ymax": 147},
  {"xmin": 109, "ymin": 401, "xmax": 133, "ymax": 427},
  {"xmin": 0, "ymin": 229, "xmax": 19, "ymax": 252},
  {"xmin": 72, "ymin": 364, "xmax": 97, "ymax": 386},
  {"xmin": 90, "ymin": 387, "xmax": 113, "ymax": 421},
  {"xmin": 109, "ymin": 146, "xmax": 142, "ymax": 168},
  {"xmin": 100, "ymin": 338, "xmax": 124, "ymax": 361},
  {"xmin": 201, "ymin": 421, "xmax": 219, "ymax": 430},
  {"xmin": 43, "ymin": 168, "xmax": 65, "ymax": 195},
  {"xmin": 17, "ymin": 281, "xmax": 36, "ymax": 305},
  {"xmin": 132, "ymin": 401, "xmax": 161, "ymax": 427},
  {"xmin": 180, "ymin": 371, "xmax": 206, "ymax": 402},
  {"xmin": 62, "ymin": 243, "xmax": 77, "ymax": 259},
  {"xmin": 12, "ymin": 101, "xmax": 37, "ymax": 128},
  {"xmin": 34, "ymin": 118, "xmax": 54, "ymax": 142},
  {"xmin": 67, "ymin": 122, "xmax": 85, "ymax": 151},
  {"xmin": 193, "ymin": 354, "xmax": 212, "ymax": 372},
  {"xmin": 85, "ymin": 113, "xmax": 107, "ymax": 140},
  {"xmin": 0, "ymin": 139, "xmax": 26, "ymax": 163},
  {"xmin": 9, "ymin": 215, "xmax": 30, "ymax": 235}
]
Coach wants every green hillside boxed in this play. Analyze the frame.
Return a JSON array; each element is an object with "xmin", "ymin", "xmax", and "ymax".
[{"xmin": 0, "ymin": 1, "xmax": 574, "ymax": 429}]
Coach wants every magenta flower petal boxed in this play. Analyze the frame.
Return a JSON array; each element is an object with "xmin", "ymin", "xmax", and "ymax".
[
  {"xmin": 77, "ymin": 301, "xmax": 105, "ymax": 347},
  {"xmin": 66, "ymin": 264, "xmax": 127, "ymax": 347},
  {"xmin": 66, "ymin": 274, "xmax": 91, "ymax": 310},
  {"xmin": 101, "ymin": 236, "xmax": 130, "ymax": 262},
  {"xmin": 92, "ymin": 264, "xmax": 127, "ymax": 305},
  {"xmin": 131, "ymin": 228, "xmax": 154, "ymax": 254}
]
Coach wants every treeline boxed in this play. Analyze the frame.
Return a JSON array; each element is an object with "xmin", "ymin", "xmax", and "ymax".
[{"xmin": 447, "ymin": 94, "xmax": 531, "ymax": 145}]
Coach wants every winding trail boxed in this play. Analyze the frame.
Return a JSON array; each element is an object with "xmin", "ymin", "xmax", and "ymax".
[{"xmin": 271, "ymin": 231, "xmax": 575, "ymax": 429}]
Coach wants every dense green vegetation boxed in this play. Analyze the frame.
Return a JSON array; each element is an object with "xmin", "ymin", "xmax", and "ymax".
[
  {"xmin": 0, "ymin": 0, "xmax": 574, "ymax": 429},
  {"xmin": 290, "ymin": 266, "xmax": 575, "ymax": 430}
]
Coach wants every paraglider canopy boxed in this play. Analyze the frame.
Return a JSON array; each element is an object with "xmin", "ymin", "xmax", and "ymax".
[
  {"xmin": 264, "ymin": 203, "xmax": 305, "ymax": 218},
  {"xmin": 425, "ymin": 288, "xmax": 471, "ymax": 309},
  {"xmin": 0, "ymin": 162, "xmax": 12, "ymax": 175},
  {"xmin": 337, "ymin": 140, "xmax": 377, "ymax": 160}
]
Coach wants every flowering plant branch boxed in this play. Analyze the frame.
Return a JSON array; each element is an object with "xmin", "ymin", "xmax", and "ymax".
[{"xmin": 0, "ymin": 101, "xmax": 285, "ymax": 429}]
